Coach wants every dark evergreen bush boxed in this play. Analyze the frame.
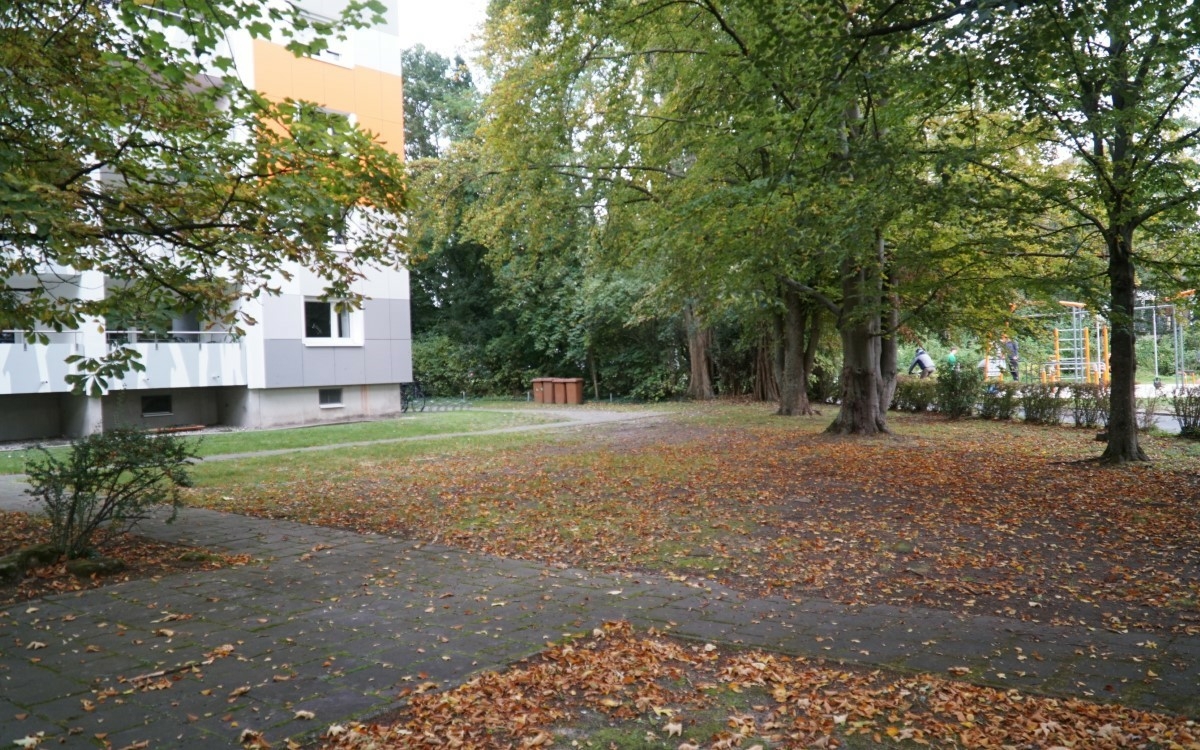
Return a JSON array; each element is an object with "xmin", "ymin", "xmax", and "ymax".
[
  {"xmin": 1022, "ymin": 383, "xmax": 1066, "ymax": 425},
  {"xmin": 936, "ymin": 366, "xmax": 983, "ymax": 419},
  {"xmin": 979, "ymin": 382, "xmax": 1020, "ymax": 420},
  {"xmin": 892, "ymin": 377, "xmax": 938, "ymax": 413}
]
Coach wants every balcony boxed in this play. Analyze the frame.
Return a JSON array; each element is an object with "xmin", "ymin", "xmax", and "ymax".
[
  {"xmin": 106, "ymin": 330, "xmax": 248, "ymax": 391},
  {"xmin": 0, "ymin": 331, "xmax": 82, "ymax": 394},
  {"xmin": 0, "ymin": 330, "xmax": 248, "ymax": 395}
]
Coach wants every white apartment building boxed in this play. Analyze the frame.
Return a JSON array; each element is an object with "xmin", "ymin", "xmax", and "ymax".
[{"xmin": 0, "ymin": 0, "xmax": 411, "ymax": 443}]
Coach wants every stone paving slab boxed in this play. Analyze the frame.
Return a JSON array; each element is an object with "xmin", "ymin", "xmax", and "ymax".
[{"xmin": 2, "ymin": 419, "xmax": 1200, "ymax": 747}]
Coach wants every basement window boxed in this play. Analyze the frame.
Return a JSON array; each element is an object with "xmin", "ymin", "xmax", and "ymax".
[
  {"xmin": 141, "ymin": 395, "xmax": 173, "ymax": 417},
  {"xmin": 319, "ymin": 388, "xmax": 343, "ymax": 408}
]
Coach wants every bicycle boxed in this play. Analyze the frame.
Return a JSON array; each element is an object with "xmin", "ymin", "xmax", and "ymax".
[{"xmin": 400, "ymin": 381, "xmax": 427, "ymax": 413}]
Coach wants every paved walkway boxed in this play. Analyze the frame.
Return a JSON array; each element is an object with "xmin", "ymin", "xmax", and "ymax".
[{"xmin": 1, "ymin": 412, "xmax": 1198, "ymax": 747}]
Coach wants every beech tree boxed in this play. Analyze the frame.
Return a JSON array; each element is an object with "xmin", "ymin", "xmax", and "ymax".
[
  {"xmin": 1, "ymin": 0, "xmax": 407, "ymax": 390},
  {"xmin": 479, "ymin": 0, "xmax": 1033, "ymax": 426},
  {"xmin": 975, "ymin": 0, "xmax": 1200, "ymax": 463},
  {"xmin": 858, "ymin": 0, "xmax": 1200, "ymax": 461}
]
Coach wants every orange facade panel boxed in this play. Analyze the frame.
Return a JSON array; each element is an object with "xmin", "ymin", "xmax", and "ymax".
[{"xmin": 252, "ymin": 39, "xmax": 404, "ymax": 158}]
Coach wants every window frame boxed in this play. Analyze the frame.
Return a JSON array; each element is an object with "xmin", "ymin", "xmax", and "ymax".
[
  {"xmin": 318, "ymin": 388, "xmax": 343, "ymax": 408},
  {"xmin": 303, "ymin": 298, "xmax": 361, "ymax": 347}
]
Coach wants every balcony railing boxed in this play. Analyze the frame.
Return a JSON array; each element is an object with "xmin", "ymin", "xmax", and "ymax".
[
  {"xmin": 0, "ymin": 330, "xmax": 82, "ymax": 348},
  {"xmin": 105, "ymin": 330, "xmax": 238, "ymax": 346}
]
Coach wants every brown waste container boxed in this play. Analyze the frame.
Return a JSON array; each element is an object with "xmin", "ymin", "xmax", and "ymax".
[
  {"xmin": 563, "ymin": 378, "xmax": 584, "ymax": 404},
  {"xmin": 552, "ymin": 378, "xmax": 568, "ymax": 404},
  {"xmin": 531, "ymin": 378, "xmax": 548, "ymax": 404}
]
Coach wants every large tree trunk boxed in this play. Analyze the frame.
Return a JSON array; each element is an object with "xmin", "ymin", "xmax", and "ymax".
[
  {"xmin": 878, "ymin": 256, "xmax": 900, "ymax": 412},
  {"xmin": 754, "ymin": 330, "xmax": 780, "ymax": 402},
  {"xmin": 1101, "ymin": 226, "xmax": 1148, "ymax": 463},
  {"xmin": 827, "ymin": 253, "xmax": 888, "ymax": 435},
  {"xmin": 684, "ymin": 304, "xmax": 714, "ymax": 400},
  {"xmin": 777, "ymin": 286, "xmax": 814, "ymax": 416}
]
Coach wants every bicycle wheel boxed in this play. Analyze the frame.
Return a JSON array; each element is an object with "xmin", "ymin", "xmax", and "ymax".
[{"xmin": 401, "ymin": 382, "xmax": 427, "ymax": 413}]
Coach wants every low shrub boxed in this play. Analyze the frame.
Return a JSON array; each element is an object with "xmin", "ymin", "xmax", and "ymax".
[
  {"xmin": 1022, "ymin": 383, "xmax": 1066, "ymax": 425},
  {"xmin": 1138, "ymin": 394, "xmax": 1161, "ymax": 432},
  {"xmin": 1173, "ymin": 386, "xmax": 1200, "ymax": 439},
  {"xmin": 892, "ymin": 377, "xmax": 938, "ymax": 413},
  {"xmin": 1070, "ymin": 383, "xmax": 1109, "ymax": 429},
  {"xmin": 936, "ymin": 367, "xmax": 983, "ymax": 419},
  {"xmin": 24, "ymin": 428, "xmax": 197, "ymax": 559},
  {"xmin": 979, "ymin": 382, "xmax": 1020, "ymax": 420}
]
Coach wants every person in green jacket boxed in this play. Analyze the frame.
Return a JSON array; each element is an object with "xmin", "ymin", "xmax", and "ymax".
[{"xmin": 946, "ymin": 347, "xmax": 959, "ymax": 371}]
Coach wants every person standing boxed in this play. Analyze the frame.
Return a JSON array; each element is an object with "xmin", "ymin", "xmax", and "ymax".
[
  {"xmin": 1002, "ymin": 335, "xmax": 1020, "ymax": 381},
  {"xmin": 946, "ymin": 347, "xmax": 959, "ymax": 371}
]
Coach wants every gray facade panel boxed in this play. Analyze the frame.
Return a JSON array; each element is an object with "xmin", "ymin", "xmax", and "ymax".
[
  {"xmin": 391, "ymin": 338, "xmax": 413, "ymax": 383},
  {"xmin": 364, "ymin": 298, "xmax": 391, "ymax": 340},
  {"xmin": 334, "ymin": 347, "xmax": 367, "ymax": 385},
  {"xmin": 264, "ymin": 340, "xmax": 305, "ymax": 388},
  {"xmin": 261, "ymin": 295, "xmax": 300, "ymax": 340},
  {"xmin": 393, "ymin": 299, "xmax": 412, "ymax": 340},
  {"xmin": 360, "ymin": 340, "xmax": 394, "ymax": 384},
  {"xmin": 301, "ymin": 346, "xmax": 338, "ymax": 386}
]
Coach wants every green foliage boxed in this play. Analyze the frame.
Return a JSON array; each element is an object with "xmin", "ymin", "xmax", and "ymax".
[
  {"xmin": 1021, "ymin": 383, "xmax": 1066, "ymax": 426},
  {"xmin": 1, "ymin": 1, "xmax": 406, "ymax": 393},
  {"xmin": 24, "ymin": 428, "xmax": 197, "ymax": 559},
  {"xmin": 936, "ymin": 367, "xmax": 983, "ymax": 419},
  {"xmin": 980, "ymin": 382, "xmax": 1021, "ymax": 421},
  {"xmin": 401, "ymin": 46, "xmax": 479, "ymax": 160},
  {"xmin": 892, "ymin": 377, "xmax": 937, "ymax": 413},
  {"xmin": 1172, "ymin": 386, "xmax": 1200, "ymax": 440},
  {"xmin": 1070, "ymin": 383, "xmax": 1110, "ymax": 429}
]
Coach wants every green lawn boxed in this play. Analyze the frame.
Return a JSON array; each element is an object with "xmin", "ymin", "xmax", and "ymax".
[{"xmin": 0, "ymin": 409, "xmax": 559, "ymax": 475}]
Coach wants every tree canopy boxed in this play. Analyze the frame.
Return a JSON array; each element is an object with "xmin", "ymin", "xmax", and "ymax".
[{"xmin": 1, "ymin": 0, "xmax": 407, "ymax": 391}]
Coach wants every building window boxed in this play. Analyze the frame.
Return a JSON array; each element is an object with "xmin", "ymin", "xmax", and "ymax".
[
  {"xmin": 141, "ymin": 395, "xmax": 173, "ymax": 417},
  {"xmin": 319, "ymin": 388, "xmax": 343, "ymax": 408},
  {"xmin": 304, "ymin": 300, "xmax": 351, "ymax": 339}
]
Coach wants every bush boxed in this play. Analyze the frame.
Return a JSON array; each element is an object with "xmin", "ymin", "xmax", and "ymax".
[
  {"xmin": 892, "ymin": 376, "xmax": 938, "ymax": 413},
  {"xmin": 1022, "ymin": 382, "xmax": 1066, "ymax": 425},
  {"xmin": 1173, "ymin": 386, "xmax": 1200, "ymax": 439},
  {"xmin": 1070, "ymin": 383, "xmax": 1109, "ymax": 429},
  {"xmin": 1138, "ymin": 394, "xmax": 1162, "ymax": 432},
  {"xmin": 24, "ymin": 428, "xmax": 197, "ymax": 559},
  {"xmin": 936, "ymin": 367, "xmax": 983, "ymax": 419},
  {"xmin": 979, "ymin": 382, "xmax": 1020, "ymax": 420}
]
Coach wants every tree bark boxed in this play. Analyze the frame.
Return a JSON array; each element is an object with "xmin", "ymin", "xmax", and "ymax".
[
  {"xmin": 754, "ymin": 330, "xmax": 780, "ymax": 402},
  {"xmin": 1097, "ymin": 18, "xmax": 1148, "ymax": 463},
  {"xmin": 588, "ymin": 348, "xmax": 600, "ymax": 401},
  {"xmin": 1101, "ymin": 226, "xmax": 1148, "ymax": 462},
  {"xmin": 777, "ymin": 285, "xmax": 814, "ymax": 415},
  {"xmin": 878, "ymin": 243, "xmax": 899, "ymax": 413},
  {"xmin": 827, "ymin": 253, "xmax": 888, "ymax": 435},
  {"xmin": 684, "ymin": 304, "xmax": 714, "ymax": 400}
]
